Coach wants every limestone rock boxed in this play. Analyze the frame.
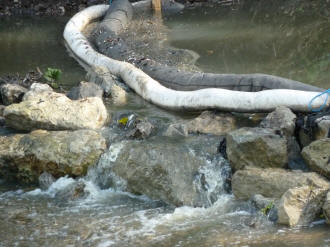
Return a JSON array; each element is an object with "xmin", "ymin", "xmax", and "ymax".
[
  {"xmin": 66, "ymin": 81, "xmax": 103, "ymax": 100},
  {"xmin": 23, "ymin": 83, "xmax": 53, "ymax": 101},
  {"xmin": 226, "ymin": 127, "xmax": 288, "ymax": 171},
  {"xmin": 302, "ymin": 138, "xmax": 330, "ymax": 179},
  {"xmin": 232, "ymin": 167, "xmax": 329, "ymax": 200},
  {"xmin": 111, "ymin": 84, "xmax": 127, "ymax": 106},
  {"xmin": 165, "ymin": 111, "xmax": 236, "ymax": 137},
  {"xmin": 0, "ymin": 129, "xmax": 106, "ymax": 183},
  {"xmin": 277, "ymin": 186, "xmax": 328, "ymax": 227},
  {"xmin": 126, "ymin": 120, "xmax": 154, "ymax": 139},
  {"xmin": 260, "ymin": 106, "xmax": 296, "ymax": 136},
  {"xmin": 323, "ymin": 191, "xmax": 330, "ymax": 225},
  {"xmin": 106, "ymin": 137, "xmax": 230, "ymax": 207},
  {"xmin": 314, "ymin": 116, "xmax": 330, "ymax": 140},
  {"xmin": 0, "ymin": 83, "xmax": 27, "ymax": 105},
  {"xmin": 4, "ymin": 91, "xmax": 108, "ymax": 131}
]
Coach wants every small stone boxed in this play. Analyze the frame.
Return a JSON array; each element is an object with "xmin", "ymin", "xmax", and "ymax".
[
  {"xmin": 38, "ymin": 172, "xmax": 56, "ymax": 190},
  {"xmin": 23, "ymin": 83, "xmax": 53, "ymax": 101},
  {"xmin": 0, "ymin": 83, "xmax": 27, "ymax": 105},
  {"xmin": 111, "ymin": 84, "xmax": 127, "ymax": 106},
  {"xmin": 164, "ymin": 123, "xmax": 189, "ymax": 137},
  {"xmin": 165, "ymin": 111, "xmax": 236, "ymax": 137},
  {"xmin": 251, "ymin": 194, "xmax": 278, "ymax": 222},
  {"xmin": 314, "ymin": 116, "xmax": 330, "ymax": 140},
  {"xmin": 66, "ymin": 81, "xmax": 103, "ymax": 100},
  {"xmin": 260, "ymin": 106, "xmax": 296, "ymax": 136}
]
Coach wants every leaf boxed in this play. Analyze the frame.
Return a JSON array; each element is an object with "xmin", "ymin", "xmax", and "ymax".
[{"xmin": 118, "ymin": 117, "xmax": 128, "ymax": 126}]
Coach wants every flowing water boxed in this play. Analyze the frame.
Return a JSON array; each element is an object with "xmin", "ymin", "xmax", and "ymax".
[{"xmin": 1, "ymin": 4, "xmax": 330, "ymax": 247}]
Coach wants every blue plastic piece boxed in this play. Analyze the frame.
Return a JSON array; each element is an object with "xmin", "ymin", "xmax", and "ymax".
[{"xmin": 308, "ymin": 88, "xmax": 330, "ymax": 112}]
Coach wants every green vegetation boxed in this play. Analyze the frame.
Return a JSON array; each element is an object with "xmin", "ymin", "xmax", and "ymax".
[
  {"xmin": 44, "ymin": 68, "xmax": 62, "ymax": 89},
  {"xmin": 118, "ymin": 117, "xmax": 129, "ymax": 126},
  {"xmin": 261, "ymin": 201, "xmax": 274, "ymax": 216}
]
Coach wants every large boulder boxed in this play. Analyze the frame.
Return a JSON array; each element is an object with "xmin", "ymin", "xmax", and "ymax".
[
  {"xmin": 323, "ymin": 191, "xmax": 330, "ymax": 225},
  {"xmin": 4, "ymin": 91, "xmax": 108, "ymax": 131},
  {"xmin": 232, "ymin": 167, "xmax": 329, "ymax": 200},
  {"xmin": 66, "ymin": 81, "xmax": 103, "ymax": 100},
  {"xmin": 260, "ymin": 106, "xmax": 296, "ymax": 136},
  {"xmin": 226, "ymin": 128, "xmax": 288, "ymax": 171},
  {"xmin": 302, "ymin": 138, "xmax": 330, "ymax": 179},
  {"xmin": 0, "ymin": 129, "xmax": 106, "ymax": 183},
  {"xmin": 98, "ymin": 136, "xmax": 230, "ymax": 207},
  {"xmin": 0, "ymin": 83, "xmax": 27, "ymax": 105},
  {"xmin": 277, "ymin": 186, "xmax": 328, "ymax": 227},
  {"xmin": 165, "ymin": 111, "xmax": 236, "ymax": 137}
]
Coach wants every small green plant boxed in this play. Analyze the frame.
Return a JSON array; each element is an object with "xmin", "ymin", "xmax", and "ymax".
[
  {"xmin": 261, "ymin": 201, "xmax": 274, "ymax": 216},
  {"xmin": 118, "ymin": 117, "xmax": 128, "ymax": 126},
  {"xmin": 44, "ymin": 68, "xmax": 62, "ymax": 89}
]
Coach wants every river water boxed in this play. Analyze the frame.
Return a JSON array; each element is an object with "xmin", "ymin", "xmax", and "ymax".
[
  {"xmin": 0, "ymin": 4, "xmax": 330, "ymax": 247},
  {"xmin": 165, "ymin": 5, "xmax": 330, "ymax": 89}
]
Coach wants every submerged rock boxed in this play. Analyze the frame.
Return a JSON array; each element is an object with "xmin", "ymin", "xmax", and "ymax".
[
  {"xmin": 54, "ymin": 180, "xmax": 88, "ymax": 201},
  {"xmin": 250, "ymin": 194, "xmax": 278, "ymax": 222},
  {"xmin": 38, "ymin": 172, "xmax": 56, "ymax": 190},
  {"xmin": 165, "ymin": 111, "xmax": 236, "ymax": 137},
  {"xmin": 324, "ymin": 191, "xmax": 330, "ymax": 225},
  {"xmin": 66, "ymin": 81, "xmax": 103, "ymax": 100},
  {"xmin": 302, "ymin": 138, "xmax": 330, "ymax": 179},
  {"xmin": 126, "ymin": 120, "xmax": 154, "ymax": 139},
  {"xmin": 0, "ymin": 83, "xmax": 27, "ymax": 106},
  {"xmin": 260, "ymin": 106, "xmax": 296, "ymax": 136},
  {"xmin": 105, "ymin": 137, "xmax": 229, "ymax": 207},
  {"xmin": 232, "ymin": 167, "xmax": 329, "ymax": 200},
  {"xmin": 4, "ymin": 91, "xmax": 108, "ymax": 131},
  {"xmin": 277, "ymin": 185, "xmax": 328, "ymax": 227},
  {"xmin": 0, "ymin": 129, "xmax": 106, "ymax": 183},
  {"xmin": 226, "ymin": 127, "xmax": 288, "ymax": 171}
]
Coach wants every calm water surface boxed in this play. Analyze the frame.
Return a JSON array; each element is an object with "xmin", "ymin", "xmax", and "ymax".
[
  {"xmin": 165, "ymin": 6, "xmax": 330, "ymax": 88},
  {"xmin": 0, "ymin": 17, "xmax": 85, "ymax": 89}
]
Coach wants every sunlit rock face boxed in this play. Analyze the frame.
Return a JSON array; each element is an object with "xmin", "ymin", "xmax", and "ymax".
[
  {"xmin": 0, "ymin": 129, "xmax": 106, "ymax": 183},
  {"xmin": 4, "ymin": 91, "xmax": 108, "ymax": 131}
]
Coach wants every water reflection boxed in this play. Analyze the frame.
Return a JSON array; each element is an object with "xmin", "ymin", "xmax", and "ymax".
[
  {"xmin": 165, "ymin": 6, "xmax": 330, "ymax": 88},
  {"xmin": 0, "ymin": 17, "xmax": 85, "ymax": 89}
]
